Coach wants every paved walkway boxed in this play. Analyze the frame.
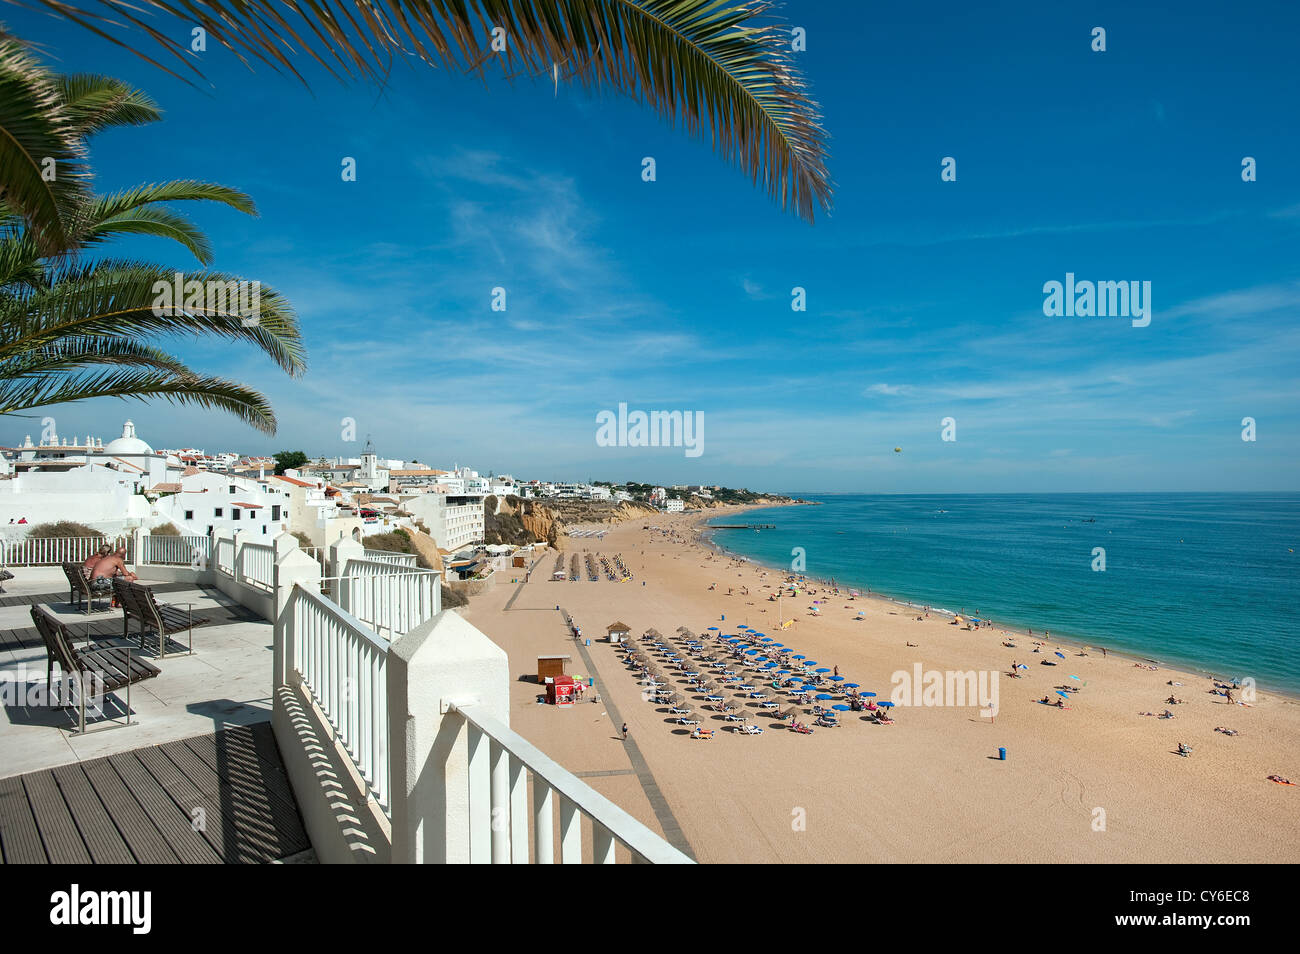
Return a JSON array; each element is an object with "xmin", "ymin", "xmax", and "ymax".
[{"xmin": 564, "ymin": 608, "xmax": 697, "ymax": 861}]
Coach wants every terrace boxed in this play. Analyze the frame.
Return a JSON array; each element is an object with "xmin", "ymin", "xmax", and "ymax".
[{"xmin": 0, "ymin": 531, "xmax": 690, "ymax": 864}]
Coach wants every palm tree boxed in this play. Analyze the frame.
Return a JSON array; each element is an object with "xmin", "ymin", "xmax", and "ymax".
[
  {"xmin": 0, "ymin": 35, "xmax": 305, "ymax": 434},
  {"xmin": 14, "ymin": 0, "xmax": 832, "ymax": 222}
]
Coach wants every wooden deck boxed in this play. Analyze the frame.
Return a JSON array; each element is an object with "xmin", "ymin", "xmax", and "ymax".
[
  {"xmin": 0, "ymin": 722, "xmax": 310, "ymax": 863},
  {"xmin": 0, "ymin": 583, "xmax": 260, "ymax": 660}
]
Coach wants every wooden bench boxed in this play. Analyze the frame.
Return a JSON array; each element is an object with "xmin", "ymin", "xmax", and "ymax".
[
  {"xmin": 30, "ymin": 605, "xmax": 160, "ymax": 734},
  {"xmin": 62, "ymin": 561, "xmax": 108, "ymax": 614},
  {"xmin": 113, "ymin": 578, "xmax": 211, "ymax": 658}
]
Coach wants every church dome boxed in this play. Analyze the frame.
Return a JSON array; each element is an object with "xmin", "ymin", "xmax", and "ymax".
[{"xmin": 104, "ymin": 420, "xmax": 154, "ymax": 455}]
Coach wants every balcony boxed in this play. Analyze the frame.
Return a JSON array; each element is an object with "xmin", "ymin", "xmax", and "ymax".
[{"xmin": 0, "ymin": 532, "xmax": 689, "ymax": 863}]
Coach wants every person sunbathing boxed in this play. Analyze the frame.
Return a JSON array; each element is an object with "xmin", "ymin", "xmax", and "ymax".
[
  {"xmin": 1166, "ymin": 696, "xmax": 1185, "ymax": 705},
  {"xmin": 1214, "ymin": 726, "xmax": 1238, "ymax": 736},
  {"xmin": 89, "ymin": 547, "xmax": 136, "ymax": 592},
  {"xmin": 1267, "ymin": 775, "xmax": 1294, "ymax": 785},
  {"xmin": 82, "ymin": 544, "xmax": 112, "ymax": 575},
  {"xmin": 1177, "ymin": 742, "xmax": 1192, "ymax": 756}
]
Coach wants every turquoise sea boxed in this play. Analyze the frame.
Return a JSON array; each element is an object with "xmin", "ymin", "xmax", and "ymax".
[{"xmin": 706, "ymin": 494, "xmax": 1300, "ymax": 695}]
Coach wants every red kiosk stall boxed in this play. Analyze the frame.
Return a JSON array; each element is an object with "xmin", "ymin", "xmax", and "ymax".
[{"xmin": 546, "ymin": 675, "xmax": 577, "ymax": 706}]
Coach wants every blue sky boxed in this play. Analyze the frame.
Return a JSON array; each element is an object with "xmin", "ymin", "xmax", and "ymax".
[{"xmin": 5, "ymin": 1, "xmax": 1299, "ymax": 493}]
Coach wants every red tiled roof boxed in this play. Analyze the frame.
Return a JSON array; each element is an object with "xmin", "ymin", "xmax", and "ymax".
[
  {"xmin": 231, "ymin": 501, "xmax": 263, "ymax": 509},
  {"xmin": 274, "ymin": 474, "xmax": 316, "ymax": 488}
]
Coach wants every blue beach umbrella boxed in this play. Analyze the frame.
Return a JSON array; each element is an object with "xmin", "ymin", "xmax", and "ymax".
[
  {"xmin": 815, "ymin": 667, "xmax": 831, "ymax": 673},
  {"xmin": 708, "ymin": 626, "xmax": 720, "ymax": 632},
  {"xmin": 833, "ymin": 704, "xmax": 852, "ymax": 712},
  {"xmin": 878, "ymin": 701, "xmax": 895, "ymax": 708},
  {"xmin": 830, "ymin": 676, "xmax": 845, "ymax": 682},
  {"xmin": 803, "ymin": 660, "xmax": 817, "ymax": 667},
  {"xmin": 792, "ymin": 654, "xmax": 806, "ymax": 660},
  {"xmin": 815, "ymin": 693, "xmax": 833, "ymax": 700},
  {"xmin": 1055, "ymin": 690, "xmax": 1070, "ymax": 698},
  {"xmin": 844, "ymin": 683, "xmax": 860, "ymax": 688}
]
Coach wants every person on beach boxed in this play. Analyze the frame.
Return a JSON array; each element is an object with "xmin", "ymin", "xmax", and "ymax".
[{"xmin": 621, "ymin": 723, "xmax": 628, "ymax": 741}]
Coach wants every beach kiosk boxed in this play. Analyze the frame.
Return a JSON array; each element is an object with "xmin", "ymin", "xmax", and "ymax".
[
  {"xmin": 546, "ymin": 675, "xmax": 577, "ymax": 706},
  {"xmin": 606, "ymin": 621, "xmax": 631, "ymax": 644},
  {"xmin": 537, "ymin": 654, "xmax": 571, "ymax": 683}
]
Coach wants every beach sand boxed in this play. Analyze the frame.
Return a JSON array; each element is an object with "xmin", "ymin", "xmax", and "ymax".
[{"xmin": 463, "ymin": 507, "xmax": 1300, "ymax": 863}]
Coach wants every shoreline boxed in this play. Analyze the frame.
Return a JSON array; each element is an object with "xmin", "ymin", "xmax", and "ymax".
[
  {"xmin": 692, "ymin": 503, "xmax": 1300, "ymax": 703},
  {"xmin": 466, "ymin": 509, "xmax": 1300, "ymax": 863}
]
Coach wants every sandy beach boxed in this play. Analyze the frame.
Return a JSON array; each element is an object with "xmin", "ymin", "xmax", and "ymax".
[{"xmin": 463, "ymin": 506, "xmax": 1300, "ymax": 863}]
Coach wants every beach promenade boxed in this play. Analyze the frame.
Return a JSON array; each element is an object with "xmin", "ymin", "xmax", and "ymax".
[{"xmin": 464, "ymin": 510, "xmax": 1300, "ymax": 864}]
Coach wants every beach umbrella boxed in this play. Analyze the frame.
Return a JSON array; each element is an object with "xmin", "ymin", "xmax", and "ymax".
[
  {"xmin": 1055, "ymin": 651, "xmax": 1065, "ymax": 659},
  {"xmin": 815, "ymin": 693, "xmax": 833, "ymax": 700},
  {"xmin": 1055, "ymin": 690, "xmax": 1070, "ymax": 698},
  {"xmin": 815, "ymin": 667, "xmax": 831, "ymax": 673},
  {"xmin": 878, "ymin": 701, "xmax": 895, "ymax": 708},
  {"xmin": 832, "ymin": 704, "xmax": 852, "ymax": 712},
  {"xmin": 792, "ymin": 654, "xmax": 806, "ymax": 660},
  {"xmin": 803, "ymin": 660, "xmax": 817, "ymax": 666},
  {"xmin": 845, "ymin": 683, "xmax": 860, "ymax": 688},
  {"xmin": 707, "ymin": 626, "xmax": 720, "ymax": 632},
  {"xmin": 830, "ymin": 675, "xmax": 845, "ymax": 682}
]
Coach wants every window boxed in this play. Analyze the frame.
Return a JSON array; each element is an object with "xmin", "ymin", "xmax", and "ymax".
[
  {"xmin": 184, "ymin": 510, "xmax": 194, "ymax": 521},
  {"xmin": 272, "ymin": 505, "xmax": 281, "ymax": 521},
  {"xmin": 214, "ymin": 508, "xmax": 223, "ymax": 518},
  {"xmin": 229, "ymin": 485, "xmax": 237, "ymax": 494},
  {"xmin": 232, "ymin": 509, "xmax": 241, "ymax": 521}
]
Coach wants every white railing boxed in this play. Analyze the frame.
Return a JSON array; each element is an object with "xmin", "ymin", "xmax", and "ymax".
[
  {"xmin": 238, "ymin": 541, "xmax": 274, "ymax": 592},
  {"xmin": 142, "ymin": 534, "xmax": 211, "ymax": 566},
  {"xmin": 1, "ymin": 535, "xmax": 132, "ymax": 566},
  {"xmin": 289, "ymin": 583, "xmax": 390, "ymax": 813},
  {"xmin": 450, "ymin": 703, "xmax": 694, "ymax": 864},
  {"xmin": 215, "ymin": 537, "xmax": 235, "ymax": 575},
  {"xmin": 334, "ymin": 558, "xmax": 440, "ymax": 639},
  {"xmin": 362, "ymin": 549, "xmax": 418, "ymax": 566}
]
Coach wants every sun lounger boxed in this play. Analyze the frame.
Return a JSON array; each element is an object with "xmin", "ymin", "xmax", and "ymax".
[
  {"xmin": 30, "ymin": 605, "xmax": 160, "ymax": 733},
  {"xmin": 62, "ymin": 561, "xmax": 108, "ymax": 614},
  {"xmin": 113, "ymin": 578, "xmax": 211, "ymax": 657}
]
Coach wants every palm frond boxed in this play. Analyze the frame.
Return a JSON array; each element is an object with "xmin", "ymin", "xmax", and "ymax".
[
  {"xmin": 0, "ymin": 365, "xmax": 278, "ymax": 433},
  {"xmin": 80, "ymin": 204, "xmax": 212, "ymax": 262},
  {"xmin": 0, "ymin": 32, "xmax": 91, "ymax": 252},
  {"xmin": 1, "ymin": 260, "xmax": 307, "ymax": 376},
  {"xmin": 20, "ymin": 0, "xmax": 832, "ymax": 221},
  {"xmin": 57, "ymin": 74, "xmax": 162, "ymax": 136}
]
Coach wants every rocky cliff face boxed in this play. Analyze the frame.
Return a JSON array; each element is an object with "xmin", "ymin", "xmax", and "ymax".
[{"xmin": 484, "ymin": 496, "xmax": 566, "ymax": 549}]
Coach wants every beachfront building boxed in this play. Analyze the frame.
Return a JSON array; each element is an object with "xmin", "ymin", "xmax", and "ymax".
[
  {"xmin": 0, "ymin": 420, "xmax": 190, "ymax": 532},
  {"xmin": 152, "ymin": 469, "xmax": 290, "ymax": 537},
  {"xmin": 388, "ymin": 468, "xmax": 452, "ymax": 493},
  {"xmin": 403, "ymin": 492, "xmax": 486, "ymax": 552},
  {"xmin": 649, "ymin": 487, "xmax": 667, "ymax": 506},
  {"xmin": 665, "ymin": 498, "xmax": 685, "ymax": 513}
]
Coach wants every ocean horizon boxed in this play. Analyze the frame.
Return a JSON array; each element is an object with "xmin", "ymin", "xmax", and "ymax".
[{"xmin": 706, "ymin": 492, "xmax": 1300, "ymax": 695}]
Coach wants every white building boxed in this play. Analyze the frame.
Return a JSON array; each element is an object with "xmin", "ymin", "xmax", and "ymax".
[
  {"xmin": 403, "ymin": 493, "xmax": 485, "ymax": 552},
  {"xmin": 152, "ymin": 470, "xmax": 290, "ymax": 537},
  {"xmin": 665, "ymin": 498, "xmax": 685, "ymax": 513}
]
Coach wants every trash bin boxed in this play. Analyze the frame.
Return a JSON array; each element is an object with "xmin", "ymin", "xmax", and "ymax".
[
  {"xmin": 998, "ymin": 747, "xmax": 1007, "ymax": 761},
  {"xmin": 585, "ymin": 639, "xmax": 590, "ymax": 646}
]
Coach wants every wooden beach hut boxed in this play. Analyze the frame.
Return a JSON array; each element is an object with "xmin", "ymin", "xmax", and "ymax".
[{"xmin": 606, "ymin": 621, "xmax": 631, "ymax": 644}]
